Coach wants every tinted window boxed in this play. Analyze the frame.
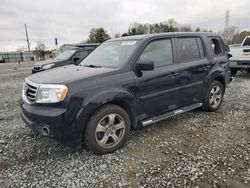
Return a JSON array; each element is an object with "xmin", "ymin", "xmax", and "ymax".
[
  {"xmin": 80, "ymin": 41, "xmax": 138, "ymax": 68},
  {"xmin": 139, "ymin": 39, "xmax": 173, "ymax": 67},
  {"xmin": 73, "ymin": 50, "xmax": 89, "ymax": 60},
  {"xmin": 209, "ymin": 38, "xmax": 223, "ymax": 55},
  {"xmin": 177, "ymin": 38, "xmax": 201, "ymax": 62},
  {"xmin": 197, "ymin": 38, "xmax": 205, "ymax": 58}
]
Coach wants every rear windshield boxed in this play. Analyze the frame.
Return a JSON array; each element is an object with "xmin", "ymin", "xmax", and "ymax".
[{"xmin": 55, "ymin": 50, "xmax": 77, "ymax": 60}]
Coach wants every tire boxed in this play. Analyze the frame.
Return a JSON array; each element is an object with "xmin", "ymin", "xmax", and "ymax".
[
  {"xmin": 84, "ymin": 104, "xmax": 130, "ymax": 154},
  {"xmin": 230, "ymin": 68, "xmax": 237, "ymax": 77},
  {"xmin": 202, "ymin": 80, "xmax": 224, "ymax": 112}
]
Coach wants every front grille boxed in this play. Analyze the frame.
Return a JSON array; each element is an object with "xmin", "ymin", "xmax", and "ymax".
[
  {"xmin": 238, "ymin": 62, "xmax": 250, "ymax": 66},
  {"xmin": 243, "ymin": 49, "xmax": 250, "ymax": 53},
  {"xmin": 23, "ymin": 80, "xmax": 39, "ymax": 104}
]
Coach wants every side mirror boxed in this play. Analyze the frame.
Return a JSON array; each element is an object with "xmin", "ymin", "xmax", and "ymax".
[
  {"xmin": 136, "ymin": 59, "xmax": 154, "ymax": 71},
  {"xmin": 73, "ymin": 57, "xmax": 80, "ymax": 63}
]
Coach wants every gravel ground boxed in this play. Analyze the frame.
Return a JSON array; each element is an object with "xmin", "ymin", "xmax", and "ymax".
[{"xmin": 0, "ymin": 62, "xmax": 249, "ymax": 188}]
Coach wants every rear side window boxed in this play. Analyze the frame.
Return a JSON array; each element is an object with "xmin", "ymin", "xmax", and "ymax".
[
  {"xmin": 209, "ymin": 37, "xmax": 223, "ymax": 55},
  {"xmin": 139, "ymin": 39, "xmax": 173, "ymax": 67},
  {"xmin": 176, "ymin": 37, "xmax": 203, "ymax": 62}
]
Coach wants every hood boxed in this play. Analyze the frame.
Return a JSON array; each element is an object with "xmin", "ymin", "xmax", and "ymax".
[
  {"xmin": 27, "ymin": 65, "xmax": 114, "ymax": 84},
  {"xmin": 34, "ymin": 59, "xmax": 62, "ymax": 67}
]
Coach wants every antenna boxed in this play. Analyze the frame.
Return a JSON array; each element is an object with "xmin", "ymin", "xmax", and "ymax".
[{"xmin": 24, "ymin": 24, "xmax": 30, "ymax": 51}]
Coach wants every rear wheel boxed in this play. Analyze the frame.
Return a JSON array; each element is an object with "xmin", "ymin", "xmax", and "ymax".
[
  {"xmin": 84, "ymin": 104, "xmax": 130, "ymax": 154},
  {"xmin": 202, "ymin": 80, "xmax": 224, "ymax": 112}
]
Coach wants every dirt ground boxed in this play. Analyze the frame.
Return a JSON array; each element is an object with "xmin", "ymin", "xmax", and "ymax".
[{"xmin": 0, "ymin": 62, "xmax": 249, "ymax": 188}]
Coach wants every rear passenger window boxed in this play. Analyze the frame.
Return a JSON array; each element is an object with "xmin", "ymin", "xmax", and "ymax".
[
  {"xmin": 209, "ymin": 38, "xmax": 223, "ymax": 55},
  {"xmin": 176, "ymin": 38, "xmax": 203, "ymax": 62},
  {"xmin": 139, "ymin": 39, "xmax": 173, "ymax": 67}
]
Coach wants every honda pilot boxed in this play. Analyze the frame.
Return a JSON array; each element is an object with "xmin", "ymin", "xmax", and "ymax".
[{"xmin": 20, "ymin": 33, "xmax": 230, "ymax": 154}]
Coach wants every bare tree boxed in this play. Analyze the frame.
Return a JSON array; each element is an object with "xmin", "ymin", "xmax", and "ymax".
[
  {"xmin": 36, "ymin": 41, "xmax": 46, "ymax": 60},
  {"xmin": 128, "ymin": 23, "xmax": 149, "ymax": 35},
  {"xmin": 16, "ymin": 46, "xmax": 27, "ymax": 52},
  {"xmin": 222, "ymin": 26, "xmax": 240, "ymax": 44},
  {"xmin": 178, "ymin": 24, "xmax": 192, "ymax": 32},
  {"xmin": 114, "ymin": 33, "xmax": 121, "ymax": 38}
]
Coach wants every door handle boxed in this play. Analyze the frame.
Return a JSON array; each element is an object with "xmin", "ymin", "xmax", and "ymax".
[{"xmin": 168, "ymin": 72, "xmax": 179, "ymax": 78}]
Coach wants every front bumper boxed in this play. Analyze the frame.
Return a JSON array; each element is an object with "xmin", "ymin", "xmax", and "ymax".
[{"xmin": 19, "ymin": 100, "xmax": 84, "ymax": 148}]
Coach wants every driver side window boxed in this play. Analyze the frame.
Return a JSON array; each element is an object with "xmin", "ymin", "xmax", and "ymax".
[{"xmin": 139, "ymin": 39, "xmax": 173, "ymax": 67}]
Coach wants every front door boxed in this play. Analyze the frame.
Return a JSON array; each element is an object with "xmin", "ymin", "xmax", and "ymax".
[{"xmin": 134, "ymin": 38, "xmax": 182, "ymax": 119}]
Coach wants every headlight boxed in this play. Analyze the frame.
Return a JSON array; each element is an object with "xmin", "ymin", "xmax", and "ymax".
[
  {"xmin": 42, "ymin": 63, "xmax": 55, "ymax": 70},
  {"xmin": 36, "ymin": 84, "xmax": 68, "ymax": 103}
]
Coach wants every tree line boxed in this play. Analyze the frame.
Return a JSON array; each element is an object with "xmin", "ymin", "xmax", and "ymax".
[
  {"xmin": 87, "ymin": 18, "xmax": 210, "ymax": 43},
  {"xmin": 87, "ymin": 18, "xmax": 249, "ymax": 45}
]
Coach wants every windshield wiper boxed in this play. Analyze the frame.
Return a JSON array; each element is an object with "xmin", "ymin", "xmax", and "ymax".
[{"xmin": 83, "ymin": 64, "xmax": 102, "ymax": 68}]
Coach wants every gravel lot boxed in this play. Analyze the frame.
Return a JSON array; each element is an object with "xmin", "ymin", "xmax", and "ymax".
[{"xmin": 0, "ymin": 62, "xmax": 249, "ymax": 188}]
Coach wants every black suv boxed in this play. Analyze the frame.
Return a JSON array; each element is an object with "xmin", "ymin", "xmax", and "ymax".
[
  {"xmin": 20, "ymin": 33, "xmax": 230, "ymax": 154},
  {"xmin": 32, "ymin": 43, "xmax": 99, "ymax": 73}
]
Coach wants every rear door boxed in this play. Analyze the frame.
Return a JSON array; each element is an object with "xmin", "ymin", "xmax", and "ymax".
[
  {"xmin": 175, "ymin": 37, "xmax": 211, "ymax": 106},
  {"xmin": 134, "ymin": 38, "xmax": 182, "ymax": 119}
]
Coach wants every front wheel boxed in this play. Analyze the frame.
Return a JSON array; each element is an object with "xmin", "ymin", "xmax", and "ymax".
[
  {"xmin": 84, "ymin": 104, "xmax": 130, "ymax": 154},
  {"xmin": 202, "ymin": 80, "xmax": 224, "ymax": 112}
]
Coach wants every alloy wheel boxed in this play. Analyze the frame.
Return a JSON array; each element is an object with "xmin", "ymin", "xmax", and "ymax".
[
  {"xmin": 209, "ymin": 85, "xmax": 222, "ymax": 108},
  {"xmin": 95, "ymin": 113, "xmax": 125, "ymax": 149}
]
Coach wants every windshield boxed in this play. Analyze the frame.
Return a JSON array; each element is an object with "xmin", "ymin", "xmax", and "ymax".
[
  {"xmin": 55, "ymin": 50, "xmax": 77, "ymax": 60},
  {"xmin": 80, "ymin": 40, "xmax": 138, "ymax": 68},
  {"xmin": 243, "ymin": 37, "xmax": 250, "ymax": 46}
]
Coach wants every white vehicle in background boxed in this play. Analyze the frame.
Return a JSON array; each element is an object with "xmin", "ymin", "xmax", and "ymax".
[{"xmin": 230, "ymin": 36, "xmax": 250, "ymax": 76}]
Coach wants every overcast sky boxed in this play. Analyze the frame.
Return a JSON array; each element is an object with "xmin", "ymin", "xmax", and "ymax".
[{"xmin": 0, "ymin": 0, "xmax": 249, "ymax": 51}]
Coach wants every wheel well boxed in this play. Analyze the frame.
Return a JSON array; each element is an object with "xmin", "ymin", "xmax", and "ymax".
[
  {"xmin": 107, "ymin": 100, "xmax": 137, "ymax": 129},
  {"xmin": 81, "ymin": 100, "xmax": 137, "ymax": 143},
  {"xmin": 213, "ymin": 76, "xmax": 226, "ymax": 92}
]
